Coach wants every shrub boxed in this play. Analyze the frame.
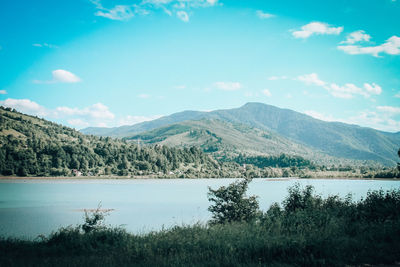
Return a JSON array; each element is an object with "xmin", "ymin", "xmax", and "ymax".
[{"xmin": 207, "ymin": 178, "xmax": 259, "ymax": 225}]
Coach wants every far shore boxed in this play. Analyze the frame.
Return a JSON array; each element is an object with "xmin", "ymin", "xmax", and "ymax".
[{"xmin": 0, "ymin": 176, "xmax": 398, "ymax": 181}]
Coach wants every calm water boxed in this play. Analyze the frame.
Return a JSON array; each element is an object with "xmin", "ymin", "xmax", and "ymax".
[{"xmin": 0, "ymin": 178, "xmax": 399, "ymax": 239}]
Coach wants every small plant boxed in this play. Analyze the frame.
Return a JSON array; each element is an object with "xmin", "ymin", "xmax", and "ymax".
[
  {"xmin": 81, "ymin": 202, "xmax": 110, "ymax": 233},
  {"xmin": 207, "ymin": 178, "xmax": 259, "ymax": 225}
]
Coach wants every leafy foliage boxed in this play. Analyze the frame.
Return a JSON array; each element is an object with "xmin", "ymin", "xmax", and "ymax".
[
  {"xmin": 81, "ymin": 203, "xmax": 109, "ymax": 233},
  {"xmin": 233, "ymin": 153, "xmax": 316, "ymax": 168},
  {"xmin": 207, "ymin": 178, "xmax": 259, "ymax": 224}
]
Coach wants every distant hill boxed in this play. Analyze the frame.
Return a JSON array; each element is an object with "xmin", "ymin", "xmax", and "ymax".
[
  {"xmin": 82, "ymin": 102, "xmax": 400, "ymax": 165},
  {"xmin": 0, "ymin": 107, "xmax": 225, "ymax": 177}
]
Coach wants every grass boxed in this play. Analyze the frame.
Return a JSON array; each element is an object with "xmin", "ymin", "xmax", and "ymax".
[{"xmin": 1, "ymin": 184, "xmax": 400, "ymax": 266}]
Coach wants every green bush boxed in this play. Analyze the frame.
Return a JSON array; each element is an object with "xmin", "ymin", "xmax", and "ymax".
[{"xmin": 207, "ymin": 178, "xmax": 259, "ymax": 225}]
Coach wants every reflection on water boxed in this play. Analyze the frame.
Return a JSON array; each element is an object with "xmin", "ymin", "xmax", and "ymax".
[{"xmin": 0, "ymin": 178, "xmax": 399, "ymax": 239}]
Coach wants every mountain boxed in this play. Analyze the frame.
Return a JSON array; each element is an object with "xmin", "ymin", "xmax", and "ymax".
[{"xmin": 81, "ymin": 102, "xmax": 400, "ymax": 166}]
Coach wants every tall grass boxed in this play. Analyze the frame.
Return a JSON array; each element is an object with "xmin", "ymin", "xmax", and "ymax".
[{"xmin": 1, "ymin": 184, "xmax": 400, "ymax": 266}]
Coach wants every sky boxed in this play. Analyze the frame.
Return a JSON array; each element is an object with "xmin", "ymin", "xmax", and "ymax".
[{"xmin": 0, "ymin": 0, "xmax": 399, "ymax": 132}]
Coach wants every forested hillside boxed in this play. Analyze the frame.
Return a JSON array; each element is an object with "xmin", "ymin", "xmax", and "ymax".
[{"xmin": 0, "ymin": 107, "xmax": 227, "ymax": 177}]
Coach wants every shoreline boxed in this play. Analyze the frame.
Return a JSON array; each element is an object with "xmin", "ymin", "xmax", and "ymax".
[{"xmin": 0, "ymin": 176, "xmax": 398, "ymax": 181}]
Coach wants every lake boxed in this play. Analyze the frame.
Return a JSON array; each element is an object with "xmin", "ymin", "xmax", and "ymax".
[{"xmin": 1, "ymin": 178, "xmax": 399, "ymax": 239}]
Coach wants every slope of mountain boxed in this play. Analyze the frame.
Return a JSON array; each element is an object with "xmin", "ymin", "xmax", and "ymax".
[
  {"xmin": 81, "ymin": 102, "xmax": 400, "ymax": 165},
  {"xmin": 0, "ymin": 107, "xmax": 222, "ymax": 177},
  {"xmin": 124, "ymin": 118, "xmax": 356, "ymax": 166}
]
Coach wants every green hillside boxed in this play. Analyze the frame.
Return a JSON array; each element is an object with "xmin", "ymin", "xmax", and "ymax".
[
  {"xmin": 83, "ymin": 103, "xmax": 400, "ymax": 166},
  {"xmin": 125, "ymin": 119, "xmax": 357, "ymax": 166},
  {"xmin": 0, "ymin": 107, "xmax": 232, "ymax": 177}
]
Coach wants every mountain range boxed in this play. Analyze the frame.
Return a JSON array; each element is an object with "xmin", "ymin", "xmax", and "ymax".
[{"xmin": 81, "ymin": 102, "xmax": 400, "ymax": 166}]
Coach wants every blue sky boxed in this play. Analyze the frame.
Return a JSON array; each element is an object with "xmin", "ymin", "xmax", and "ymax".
[{"xmin": 0, "ymin": 0, "xmax": 399, "ymax": 131}]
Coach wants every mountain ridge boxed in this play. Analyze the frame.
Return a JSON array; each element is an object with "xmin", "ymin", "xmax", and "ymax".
[{"xmin": 81, "ymin": 102, "xmax": 400, "ymax": 165}]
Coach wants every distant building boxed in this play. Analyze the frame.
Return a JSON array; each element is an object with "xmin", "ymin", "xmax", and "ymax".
[{"xmin": 72, "ymin": 169, "xmax": 82, "ymax": 177}]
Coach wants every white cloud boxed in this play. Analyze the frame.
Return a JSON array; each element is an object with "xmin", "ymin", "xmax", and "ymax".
[
  {"xmin": 32, "ymin": 43, "xmax": 58, "ymax": 48},
  {"xmin": 52, "ymin": 69, "xmax": 81, "ymax": 83},
  {"xmin": 174, "ymin": 85, "xmax": 186, "ymax": 89},
  {"xmin": 297, "ymin": 73, "xmax": 382, "ymax": 99},
  {"xmin": 340, "ymin": 30, "xmax": 371, "ymax": 44},
  {"xmin": 376, "ymin": 106, "xmax": 400, "ymax": 114},
  {"xmin": 292, "ymin": 22, "xmax": 343, "ymax": 39},
  {"xmin": 33, "ymin": 69, "xmax": 81, "ymax": 84},
  {"xmin": 297, "ymin": 73, "xmax": 325, "ymax": 86},
  {"xmin": 338, "ymin": 36, "xmax": 400, "ymax": 57},
  {"xmin": 256, "ymin": 10, "xmax": 275, "ymax": 19},
  {"xmin": 346, "ymin": 111, "xmax": 400, "ymax": 132},
  {"xmin": 214, "ymin": 81, "xmax": 242, "ymax": 91},
  {"xmin": 395, "ymin": 92, "xmax": 400, "ymax": 98},
  {"xmin": 95, "ymin": 4, "xmax": 136, "ymax": 20},
  {"xmin": 67, "ymin": 118, "xmax": 89, "ymax": 128},
  {"xmin": 56, "ymin": 103, "xmax": 115, "ymax": 120},
  {"xmin": 304, "ymin": 110, "xmax": 336, "ymax": 122},
  {"xmin": 268, "ymin": 76, "xmax": 287, "ymax": 80},
  {"xmin": 304, "ymin": 109, "xmax": 400, "ymax": 132},
  {"xmin": 138, "ymin": 93, "xmax": 151, "ymax": 99},
  {"xmin": 176, "ymin": 10, "xmax": 189, "ymax": 22},
  {"xmin": 261, "ymin": 89, "xmax": 272, "ymax": 97},
  {"xmin": 0, "ymin": 98, "xmax": 169, "ymax": 129},
  {"xmin": 206, "ymin": 0, "xmax": 218, "ymax": 5},
  {"xmin": 118, "ymin": 115, "xmax": 163, "ymax": 126},
  {"xmin": 0, "ymin": 90, "xmax": 6, "ymax": 94},
  {"xmin": 0, "ymin": 98, "xmax": 48, "ymax": 117}
]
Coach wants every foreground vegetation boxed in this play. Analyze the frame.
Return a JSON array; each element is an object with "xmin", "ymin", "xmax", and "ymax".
[{"xmin": 1, "ymin": 182, "xmax": 400, "ymax": 266}]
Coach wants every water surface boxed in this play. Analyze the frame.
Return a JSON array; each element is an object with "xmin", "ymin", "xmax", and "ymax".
[{"xmin": 0, "ymin": 178, "xmax": 399, "ymax": 239}]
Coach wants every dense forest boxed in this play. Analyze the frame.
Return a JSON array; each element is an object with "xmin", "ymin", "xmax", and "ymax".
[
  {"xmin": 1, "ymin": 106, "xmax": 399, "ymax": 178},
  {"xmin": 0, "ymin": 106, "xmax": 228, "ymax": 177}
]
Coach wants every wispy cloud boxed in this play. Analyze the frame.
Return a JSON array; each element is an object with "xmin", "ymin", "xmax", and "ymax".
[
  {"xmin": 305, "ymin": 108, "xmax": 400, "ymax": 132},
  {"xmin": 0, "ymin": 90, "xmax": 6, "ymax": 94},
  {"xmin": 32, "ymin": 43, "xmax": 58, "ymax": 48},
  {"xmin": 176, "ymin": 10, "xmax": 189, "ymax": 22},
  {"xmin": 174, "ymin": 85, "xmax": 186, "ymax": 90},
  {"xmin": 256, "ymin": 10, "xmax": 275, "ymax": 19},
  {"xmin": 214, "ymin": 81, "xmax": 242, "ymax": 91},
  {"xmin": 138, "ymin": 93, "xmax": 151, "ymax": 98},
  {"xmin": 304, "ymin": 110, "xmax": 336, "ymax": 122},
  {"xmin": 33, "ymin": 69, "xmax": 81, "ymax": 84},
  {"xmin": 340, "ymin": 30, "xmax": 371, "ymax": 44},
  {"xmin": 261, "ymin": 89, "xmax": 272, "ymax": 97},
  {"xmin": 395, "ymin": 92, "xmax": 400, "ymax": 98},
  {"xmin": 96, "ymin": 5, "xmax": 137, "ymax": 20},
  {"xmin": 67, "ymin": 118, "xmax": 89, "ymax": 128},
  {"xmin": 292, "ymin": 22, "xmax": 343, "ymax": 39},
  {"xmin": 56, "ymin": 103, "xmax": 115, "ymax": 120},
  {"xmin": 297, "ymin": 73, "xmax": 382, "ymax": 99},
  {"xmin": 297, "ymin": 73, "xmax": 325, "ymax": 86},
  {"xmin": 118, "ymin": 114, "xmax": 163, "ymax": 126},
  {"xmin": 376, "ymin": 105, "xmax": 400, "ymax": 114},
  {"xmin": 91, "ymin": 0, "xmax": 218, "ymax": 22},
  {"xmin": 268, "ymin": 76, "xmax": 287, "ymax": 81},
  {"xmin": 337, "ymin": 35, "xmax": 400, "ymax": 57}
]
